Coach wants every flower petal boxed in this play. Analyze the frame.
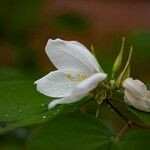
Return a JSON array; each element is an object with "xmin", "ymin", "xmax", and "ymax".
[
  {"xmin": 123, "ymin": 78, "xmax": 146, "ymax": 98},
  {"xmin": 147, "ymin": 91, "xmax": 150, "ymax": 99},
  {"xmin": 69, "ymin": 40, "xmax": 100, "ymax": 71},
  {"xmin": 134, "ymin": 79, "xmax": 147, "ymax": 94},
  {"xmin": 48, "ymin": 94, "xmax": 86, "ymax": 109},
  {"xmin": 35, "ymin": 70, "xmax": 76, "ymax": 98},
  {"xmin": 45, "ymin": 39, "xmax": 100, "ymax": 79},
  {"xmin": 72, "ymin": 72, "xmax": 107, "ymax": 95},
  {"xmin": 48, "ymin": 72, "xmax": 107, "ymax": 109},
  {"xmin": 124, "ymin": 90, "xmax": 150, "ymax": 112}
]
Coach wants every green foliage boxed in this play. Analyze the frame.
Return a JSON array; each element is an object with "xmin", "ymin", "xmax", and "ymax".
[
  {"xmin": 0, "ymin": 37, "xmax": 150, "ymax": 149},
  {"xmin": 0, "ymin": 0, "xmax": 150, "ymax": 149},
  {"xmin": 0, "ymin": 79, "xmax": 92, "ymax": 134},
  {"xmin": 113, "ymin": 101, "xmax": 150, "ymax": 126},
  {"xmin": 112, "ymin": 129, "xmax": 150, "ymax": 150},
  {"xmin": 0, "ymin": 68, "xmax": 93, "ymax": 134},
  {"xmin": 0, "ymin": 67, "xmax": 150, "ymax": 149},
  {"xmin": 27, "ymin": 113, "xmax": 114, "ymax": 150},
  {"xmin": 27, "ymin": 113, "xmax": 150, "ymax": 150}
]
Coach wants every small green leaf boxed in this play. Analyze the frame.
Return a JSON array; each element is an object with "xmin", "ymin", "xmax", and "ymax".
[{"xmin": 27, "ymin": 113, "xmax": 114, "ymax": 150}]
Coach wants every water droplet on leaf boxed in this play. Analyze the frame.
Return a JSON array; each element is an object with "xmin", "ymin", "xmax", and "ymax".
[
  {"xmin": 41, "ymin": 103, "xmax": 44, "ymax": 107},
  {"xmin": 42, "ymin": 116, "xmax": 46, "ymax": 119}
]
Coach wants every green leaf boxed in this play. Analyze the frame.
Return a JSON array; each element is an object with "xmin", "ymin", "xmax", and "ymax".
[
  {"xmin": 27, "ymin": 112, "xmax": 150, "ymax": 150},
  {"xmin": 86, "ymin": 101, "xmax": 126, "ymax": 132},
  {"xmin": 112, "ymin": 129, "xmax": 150, "ymax": 150},
  {"xmin": 27, "ymin": 113, "xmax": 114, "ymax": 150},
  {"xmin": 0, "ymin": 80, "xmax": 50, "ymax": 122},
  {"xmin": 0, "ymin": 80, "xmax": 92, "ymax": 134}
]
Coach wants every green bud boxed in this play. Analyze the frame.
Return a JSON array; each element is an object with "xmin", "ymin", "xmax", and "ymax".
[
  {"xmin": 110, "ymin": 80, "xmax": 116, "ymax": 89},
  {"xmin": 116, "ymin": 46, "xmax": 133, "ymax": 88},
  {"xmin": 121, "ymin": 64, "xmax": 130, "ymax": 81},
  {"xmin": 112, "ymin": 37, "xmax": 125, "ymax": 77}
]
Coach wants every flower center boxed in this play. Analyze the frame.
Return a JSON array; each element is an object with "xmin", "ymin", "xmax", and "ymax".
[
  {"xmin": 77, "ymin": 73, "xmax": 87, "ymax": 81},
  {"xmin": 67, "ymin": 73, "xmax": 87, "ymax": 81}
]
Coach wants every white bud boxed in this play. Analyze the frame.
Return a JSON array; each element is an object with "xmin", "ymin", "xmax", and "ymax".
[{"xmin": 123, "ymin": 78, "xmax": 150, "ymax": 112}]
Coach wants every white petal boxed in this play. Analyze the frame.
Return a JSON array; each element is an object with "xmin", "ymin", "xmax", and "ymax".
[
  {"xmin": 35, "ymin": 70, "xmax": 76, "ymax": 98},
  {"xmin": 72, "ymin": 73, "xmax": 107, "ymax": 95},
  {"xmin": 48, "ymin": 93, "xmax": 86, "ymax": 109},
  {"xmin": 134, "ymin": 79, "xmax": 147, "ymax": 94},
  {"xmin": 123, "ymin": 78, "xmax": 145, "ymax": 98},
  {"xmin": 147, "ymin": 91, "xmax": 150, "ymax": 99},
  {"xmin": 48, "ymin": 99, "xmax": 62, "ymax": 109},
  {"xmin": 69, "ymin": 40, "xmax": 100, "ymax": 71},
  {"xmin": 124, "ymin": 90, "xmax": 150, "ymax": 112},
  {"xmin": 48, "ymin": 72, "xmax": 107, "ymax": 109},
  {"xmin": 124, "ymin": 90, "xmax": 133, "ymax": 105},
  {"xmin": 45, "ymin": 39, "xmax": 100, "ymax": 79}
]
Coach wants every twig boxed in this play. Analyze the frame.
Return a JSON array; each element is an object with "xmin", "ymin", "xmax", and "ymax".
[
  {"xmin": 96, "ymin": 104, "xmax": 100, "ymax": 118},
  {"xmin": 132, "ymin": 122, "xmax": 150, "ymax": 129},
  {"xmin": 105, "ymin": 99, "xmax": 132, "ymax": 127},
  {"xmin": 114, "ymin": 123, "xmax": 129, "ymax": 142},
  {"xmin": 106, "ymin": 99, "xmax": 150, "ymax": 130}
]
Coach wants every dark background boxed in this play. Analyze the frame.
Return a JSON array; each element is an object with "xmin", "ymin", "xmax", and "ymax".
[{"xmin": 0, "ymin": 0, "xmax": 150, "ymax": 81}]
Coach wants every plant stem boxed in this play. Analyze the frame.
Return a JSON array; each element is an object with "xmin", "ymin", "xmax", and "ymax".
[
  {"xmin": 96, "ymin": 104, "xmax": 100, "ymax": 118},
  {"xmin": 102, "ymin": 83, "xmax": 111, "ymax": 91},
  {"xmin": 114, "ymin": 123, "xmax": 129, "ymax": 142},
  {"xmin": 105, "ymin": 99, "xmax": 150, "ymax": 130},
  {"xmin": 105, "ymin": 99, "xmax": 132, "ymax": 127},
  {"xmin": 132, "ymin": 122, "xmax": 150, "ymax": 129}
]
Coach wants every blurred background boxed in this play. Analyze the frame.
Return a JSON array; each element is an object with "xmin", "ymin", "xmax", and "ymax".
[{"xmin": 0, "ymin": 0, "xmax": 150, "ymax": 81}]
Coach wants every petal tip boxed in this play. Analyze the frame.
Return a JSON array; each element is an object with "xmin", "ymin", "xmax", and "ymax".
[
  {"xmin": 97, "ymin": 73, "xmax": 107, "ymax": 81},
  {"xmin": 48, "ymin": 100, "xmax": 60, "ymax": 109},
  {"xmin": 34, "ymin": 80, "xmax": 38, "ymax": 85}
]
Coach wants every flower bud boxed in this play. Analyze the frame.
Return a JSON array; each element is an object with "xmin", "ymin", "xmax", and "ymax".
[
  {"xmin": 123, "ymin": 78, "xmax": 150, "ymax": 112},
  {"xmin": 112, "ymin": 37, "xmax": 125, "ymax": 76},
  {"xmin": 116, "ymin": 46, "xmax": 132, "ymax": 88}
]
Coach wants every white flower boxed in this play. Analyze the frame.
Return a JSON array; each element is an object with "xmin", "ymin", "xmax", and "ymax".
[
  {"xmin": 35, "ymin": 39, "xmax": 107, "ymax": 109},
  {"xmin": 123, "ymin": 78, "xmax": 150, "ymax": 112}
]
